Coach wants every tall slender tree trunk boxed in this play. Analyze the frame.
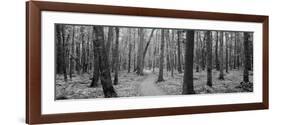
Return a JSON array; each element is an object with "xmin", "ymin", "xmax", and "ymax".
[
  {"xmin": 177, "ymin": 31, "xmax": 182, "ymax": 73},
  {"xmin": 237, "ymin": 33, "xmax": 240, "ymax": 70},
  {"xmin": 153, "ymin": 44, "xmax": 157, "ymax": 72},
  {"xmin": 243, "ymin": 32, "xmax": 251, "ymax": 83},
  {"xmin": 90, "ymin": 43, "xmax": 100, "ymax": 87},
  {"xmin": 61, "ymin": 25, "xmax": 68, "ymax": 82},
  {"xmin": 114, "ymin": 28, "xmax": 120, "ymax": 85},
  {"xmin": 90, "ymin": 28, "xmax": 100, "ymax": 87},
  {"xmin": 136, "ymin": 28, "xmax": 144, "ymax": 75},
  {"xmin": 166, "ymin": 33, "xmax": 171, "ymax": 72},
  {"xmin": 249, "ymin": 35, "xmax": 253, "ymax": 71},
  {"xmin": 182, "ymin": 30, "xmax": 195, "ymax": 94},
  {"xmin": 206, "ymin": 31, "xmax": 212, "ymax": 87},
  {"xmin": 233, "ymin": 32, "xmax": 237, "ymax": 69},
  {"xmin": 199, "ymin": 32, "xmax": 206, "ymax": 71},
  {"xmin": 218, "ymin": 32, "xmax": 224, "ymax": 80},
  {"xmin": 229, "ymin": 33, "xmax": 233, "ymax": 70},
  {"xmin": 111, "ymin": 28, "xmax": 115, "ymax": 73},
  {"xmin": 133, "ymin": 29, "xmax": 136, "ymax": 71},
  {"xmin": 86, "ymin": 35, "xmax": 90, "ymax": 72},
  {"xmin": 142, "ymin": 29, "xmax": 156, "ymax": 60},
  {"xmin": 106, "ymin": 27, "xmax": 114, "ymax": 71},
  {"xmin": 55, "ymin": 25, "xmax": 62, "ymax": 74},
  {"xmin": 225, "ymin": 33, "xmax": 229, "ymax": 73},
  {"xmin": 195, "ymin": 31, "xmax": 200, "ymax": 72},
  {"xmin": 69, "ymin": 26, "xmax": 75, "ymax": 80},
  {"xmin": 171, "ymin": 53, "xmax": 174, "ymax": 77},
  {"xmin": 157, "ymin": 29, "xmax": 165, "ymax": 82},
  {"xmin": 170, "ymin": 31, "xmax": 175, "ymax": 77},
  {"xmin": 128, "ymin": 41, "xmax": 132, "ymax": 73},
  {"xmin": 91, "ymin": 26, "xmax": 117, "ymax": 97},
  {"xmin": 81, "ymin": 29, "xmax": 87, "ymax": 73},
  {"xmin": 165, "ymin": 30, "xmax": 171, "ymax": 72},
  {"xmin": 215, "ymin": 31, "xmax": 219, "ymax": 70}
]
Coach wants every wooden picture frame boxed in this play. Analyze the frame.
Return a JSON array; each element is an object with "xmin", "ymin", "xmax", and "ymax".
[{"xmin": 26, "ymin": 1, "xmax": 269, "ymax": 124}]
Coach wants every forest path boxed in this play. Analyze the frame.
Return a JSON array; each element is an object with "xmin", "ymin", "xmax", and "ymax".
[{"xmin": 139, "ymin": 70, "xmax": 166, "ymax": 96}]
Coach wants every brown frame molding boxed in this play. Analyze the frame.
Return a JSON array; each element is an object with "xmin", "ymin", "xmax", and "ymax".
[{"xmin": 26, "ymin": 1, "xmax": 269, "ymax": 124}]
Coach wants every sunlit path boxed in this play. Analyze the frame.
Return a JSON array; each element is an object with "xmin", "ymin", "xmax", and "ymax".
[{"xmin": 139, "ymin": 70, "xmax": 166, "ymax": 96}]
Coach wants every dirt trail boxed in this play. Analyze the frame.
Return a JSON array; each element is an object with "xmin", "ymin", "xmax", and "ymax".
[{"xmin": 139, "ymin": 70, "xmax": 166, "ymax": 96}]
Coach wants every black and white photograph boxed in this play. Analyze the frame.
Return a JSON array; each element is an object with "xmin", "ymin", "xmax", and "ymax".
[{"xmin": 55, "ymin": 24, "xmax": 253, "ymax": 100}]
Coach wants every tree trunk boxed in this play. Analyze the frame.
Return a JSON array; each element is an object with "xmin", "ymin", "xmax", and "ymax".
[
  {"xmin": 171, "ymin": 31, "xmax": 175, "ymax": 77},
  {"xmin": 182, "ymin": 30, "xmax": 195, "ymax": 94},
  {"xmin": 114, "ymin": 28, "xmax": 120, "ymax": 85},
  {"xmin": 206, "ymin": 31, "xmax": 212, "ymax": 87},
  {"xmin": 90, "ymin": 43, "xmax": 100, "ymax": 87},
  {"xmin": 237, "ymin": 32, "xmax": 241, "ymax": 70},
  {"xmin": 225, "ymin": 33, "xmax": 229, "ymax": 73},
  {"xmin": 86, "ymin": 34, "xmax": 90, "ymax": 73},
  {"xmin": 177, "ymin": 31, "xmax": 183, "ymax": 73},
  {"xmin": 55, "ymin": 25, "xmax": 63, "ymax": 74},
  {"xmin": 157, "ymin": 29, "xmax": 165, "ymax": 82},
  {"xmin": 171, "ymin": 52, "xmax": 174, "ymax": 77},
  {"xmin": 249, "ymin": 34, "xmax": 253, "ymax": 71},
  {"xmin": 69, "ymin": 26, "xmax": 75, "ymax": 80},
  {"xmin": 243, "ymin": 32, "xmax": 251, "ymax": 83},
  {"xmin": 90, "ymin": 28, "xmax": 100, "ymax": 87},
  {"xmin": 234, "ymin": 32, "xmax": 237, "ymax": 69},
  {"xmin": 91, "ymin": 26, "xmax": 117, "ymax": 97},
  {"xmin": 229, "ymin": 33, "xmax": 233, "ymax": 70},
  {"xmin": 61, "ymin": 25, "xmax": 68, "ymax": 82},
  {"xmin": 218, "ymin": 32, "xmax": 224, "ymax": 80},
  {"xmin": 142, "ymin": 29, "xmax": 156, "ymax": 60},
  {"xmin": 195, "ymin": 31, "xmax": 200, "ymax": 72},
  {"xmin": 106, "ymin": 27, "xmax": 114, "ymax": 55},
  {"xmin": 111, "ymin": 28, "xmax": 115, "ymax": 73},
  {"xmin": 106, "ymin": 27, "xmax": 114, "ymax": 70},
  {"xmin": 215, "ymin": 31, "xmax": 219, "ymax": 70},
  {"xmin": 153, "ymin": 45, "xmax": 157, "ymax": 72},
  {"xmin": 199, "ymin": 32, "xmax": 206, "ymax": 71},
  {"xmin": 165, "ymin": 30, "xmax": 171, "ymax": 71},
  {"xmin": 166, "ymin": 42, "xmax": 171, "ymax": 71},
  {"xmin": 128, "ymin": 29, "xmax": 132, "ymax": 73},
  {"xmin": 237, "ymin": 33, "xmax": 241, "ymax": 69},
  {"xmin": 133, "ymin": 29, "xmax": 136, "ymax": 71},
  {"xmin": 81, "ymin": 29, "xmax": 87, "ymax": 73},
  {"xmin": 136, "ymin": 28, "xmax": 144, "ymax": 75}
]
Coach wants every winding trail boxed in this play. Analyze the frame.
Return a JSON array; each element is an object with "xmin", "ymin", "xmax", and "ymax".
[{"xmin": 139, "ymin": 70, "xmax": 166, "ymax": 96}]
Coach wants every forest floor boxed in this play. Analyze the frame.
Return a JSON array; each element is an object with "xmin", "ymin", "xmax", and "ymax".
[
  {"xmin": 155, "ymin": 69, "xmax": 253, "ymax": 95},
  {"xmin": 55, "ymin": 69, "xmax": 253, "ymax": 100},
  {"xmin": 55, "ymin": 71, "xmax": 144, "ymax": 100}
]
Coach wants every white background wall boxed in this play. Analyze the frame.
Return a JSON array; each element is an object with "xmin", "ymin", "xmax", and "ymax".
[{"xmin": 0, "ymin": 0, "xmax": 279, "ymax": 124}]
